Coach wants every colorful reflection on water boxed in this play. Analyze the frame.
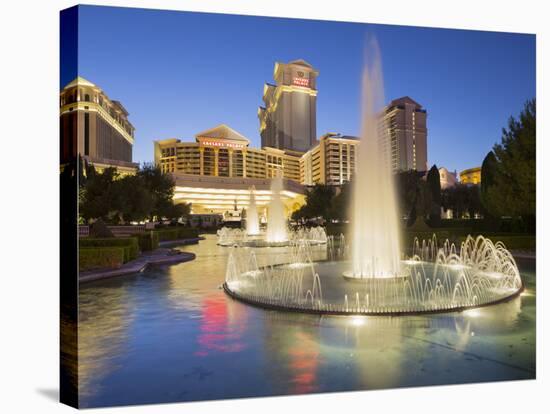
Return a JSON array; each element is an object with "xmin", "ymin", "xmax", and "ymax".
[{"xmin": 77, "ymin": 235, "xmax": 536, "ymax": 408}]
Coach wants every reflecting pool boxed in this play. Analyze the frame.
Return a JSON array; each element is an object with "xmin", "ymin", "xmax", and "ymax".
[{"xmin": 78, "ymin": 235, "xmax": 536, "ymax": 408}]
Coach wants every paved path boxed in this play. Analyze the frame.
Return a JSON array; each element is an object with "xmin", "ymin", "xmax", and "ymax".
[
  {"xmin": 159, "ymin": 237, "xmax": 202, "ymax": 247},
  {"xmin": 510, "ymin": 250, "xmax": 536, "ymax": 260},
  {"xmin": 79, "ymin": 248, "xmax": 196, "ymax": 283}
]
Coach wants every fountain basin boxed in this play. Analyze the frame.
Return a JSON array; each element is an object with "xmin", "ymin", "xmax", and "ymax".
[
  {"xmin": 342, "ymin": 271, "xmax": 409, "ymax": 282},
  {"xmin": 224, "ymin": 258, "xmax": 523, "ymax": 316},
  {"xmin": 219, "ymin": 239, "xmax": 327, "ymax": 248},
  {"xmin": 217, "ymin": 227, "xmax": 328, "ymax": 247}
]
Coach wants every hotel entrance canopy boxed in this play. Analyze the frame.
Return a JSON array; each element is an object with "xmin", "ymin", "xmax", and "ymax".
[{"xmin": 172, "ymin": 174, "xmax": 306, "ymax": 215}]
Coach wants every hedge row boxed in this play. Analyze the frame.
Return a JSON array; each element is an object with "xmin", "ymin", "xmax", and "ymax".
[
  {"xmin": 137, "ymin": 232, "xmax": 159, "ymax": 251},
  {"xmin": 325, "ymin": 223, "xmax": 348, "ymax": 236},
  {"xmin": 484, "ymin": 235, "xmax": 536, "ymax": 250},
  {"xmin": 154, "ymin": 227, "xmax": 199, "ymax": 241},
  {"xmin": 79, "ymin": 237, "xmax": 139, "ymax": 262},
  {"xmin": 401, "ymin": 232, "xmax": 536, "ymax": 250},
  {"xmin": 326, "ymin": 224, "xmax": 536, "ymax": 250},
  {"xmin": 79, "ymin": 247, "xmax": 125, "ymax": 271}
]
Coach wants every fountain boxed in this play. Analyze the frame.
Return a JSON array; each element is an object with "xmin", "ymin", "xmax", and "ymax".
[
  {"xmin": 223, "ymin": 39, "xmax": 523, "ymax": 314},
  {"xmin": 347, "ymin": 39, "xmax": 401, "ymax": 279},
  {"xmin": 224, "ymin": 234, "xmax": 523, "ymax": 315},
  {"xmin": 246, "ymin": 186, "xmax": 260, "ymax": 236},
  {"xmin": 217, "ymin": 226, "xmax": 327, "ymax": 247},
  {"xmin": 217, "ymin": 174, "xmax": 328, "ymax": 247},
  {"xmin": 266, "ymin": 173, "xmax": 289, "ymax": 244}
]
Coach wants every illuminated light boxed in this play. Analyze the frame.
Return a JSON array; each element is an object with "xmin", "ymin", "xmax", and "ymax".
[
  {"xmin": 349, "ymin": 316, "xmax": 367, "ymax": 327},
  {"xmin": 175, "ymin": 186, "xmax": 281, "ymax": 196},
  {"xmin": 201, "ymin": 141, "xmax": 245, "ymax": 149},
  {"xmin": 480, "ymin": 271, "xmax": 504, "ymax": 279},
  {"xmin": 292, "ymin": 77, "xmax": 310, "ymax": 87},
  {"xmin": 447, "ymin": 263, "xmax": 467, "ymax": 270},
  {"xmin": 174, "ymin": 193, "xmax": 272, "ymax": 201},
  {"xmin": 402, "ymin": 259, "xmax": 421, "ymax": 265},
  {"xmin": 463, "ymin": 309, "xmax": 481, "ymax": 318},
  {"xmin": 287, "ymin": 262, "xmax": 310, "ymax": 269}
]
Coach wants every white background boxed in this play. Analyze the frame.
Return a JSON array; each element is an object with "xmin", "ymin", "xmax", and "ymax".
[{"xmin": 0, "ymin": 0, "xmax": 547, "ymax": 412}]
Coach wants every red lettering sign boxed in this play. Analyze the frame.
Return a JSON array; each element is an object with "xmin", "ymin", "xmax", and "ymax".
[{"xmin": 293, "ymin": 77, "xmax": 309, "ymax": 87}]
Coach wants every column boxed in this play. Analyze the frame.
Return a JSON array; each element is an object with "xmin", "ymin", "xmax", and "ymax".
[
  {"xmin": 214, "ymin": 148, "xmax": 219, "ymax": 177},
  {"xmin": 229, "ymin": 148, "xmax": 234, "ymax": 177},
  {"xmin": 339, "ymin": 142, "xmax": 343, "ymax": 184},
  {"xmin": 347, "ymin": 144, "xmax": 351, "ymax": 181},
  {"xmin": 199, "ymin": 147, "xmax": 204, "ymax": 176}
]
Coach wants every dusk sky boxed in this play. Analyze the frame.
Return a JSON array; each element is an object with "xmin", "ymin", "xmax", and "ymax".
[{"xmin": 63, "ymin": 5, "xmax": 535, "ymax": 173}]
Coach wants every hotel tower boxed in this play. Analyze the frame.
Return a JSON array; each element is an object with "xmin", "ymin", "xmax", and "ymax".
[
  {"xmin": 381, "ymin": 96, "xmax": 428, "ymax": 173},
  {"xmin": 258, "ymin": 59, "xmax": 319, "ymax": 153},
  {"xmin": 60, "ymin": 76, "xmax": 138, "ymax": 174}
]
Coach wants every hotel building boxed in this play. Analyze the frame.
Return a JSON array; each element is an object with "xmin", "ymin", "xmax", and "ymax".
[
  {"xmin": 154, "ymin": 125, "xmax": 302, "ymax": 181},
  {"xmin": 60, "ymin": 77, "xmax": 138, "ymax": 174},
  {"xmin": 300, "ymin": 133, "xmax": 359, "ymax": 186},
  {"xmin": 460, "ymin": 167, "xmax": 482, "ymax": 185},
  {"xmin": 439, "ymin": 167, "xmax": 458, "ymax": 189},
  {"xmin": 381, "ymin": 96, "xmax": 428, "ymax": 173},
  {"xmin": 258, "ymin": 60, "xmax": 319, "ymax": 153},
  {"xmin": 154, "ymin": 125, "xmax": 306, "ymax": 216}
]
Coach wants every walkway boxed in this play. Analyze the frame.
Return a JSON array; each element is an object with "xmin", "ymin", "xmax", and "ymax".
[
  {"xmin": 511, "ymin": 250, "xmax": 536, "ymax": 260},
  {"xmin": 79, "ymin": 248, "xmax": 196, "ymax": 283}
]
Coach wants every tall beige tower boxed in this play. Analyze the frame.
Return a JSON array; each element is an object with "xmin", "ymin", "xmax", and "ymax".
[
  {"xmin": 60, "ymin": 76, "xmax": 138, "ymax": 173},
  {"xmin": 381, "ymin": 96, "xmax": 428, "ymax": 172},
  {"xmin": 258, "ymin": 59, "xmax": 319, "ymax": 153}
]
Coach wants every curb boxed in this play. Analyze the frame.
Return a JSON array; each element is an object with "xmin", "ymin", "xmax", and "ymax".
[{"xmin": 79, "ymin": 252, "xmax": 196, "ymax": 283}]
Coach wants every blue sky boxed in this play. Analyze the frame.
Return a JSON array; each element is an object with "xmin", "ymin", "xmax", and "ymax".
[{"xmin": 64, "ymin": 5, "xmax": 535, "ymax": 173}]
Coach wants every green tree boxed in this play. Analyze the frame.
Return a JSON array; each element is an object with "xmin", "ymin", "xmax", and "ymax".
[
  {"xmin": 137, "ymin": 164, "xmax": 177, "ymax": 221},
  {"xmin": 115, "ymin": 174, "xmax": 154, "ymax": 223},
  {"xmin": 426, "ymin": 164, "xmax": 441, "ymax": 226},
  {"xmin": 479, "ymin": 151, "xmax": 501, "ymax": 229},
  {"xmin": 395, "ymin": 170, "xmax": 421, "ymax": 223},
  {"xmin": 292, "ymin": 184, "xmax": 335, "ymax": 222},
  {"xmin": 483, "ymin": 99, "xmax": 536, "ymax": 231},
  {"xmin": 442, "ymin": 184, "xmax": 482, "ymax": 219},
  {"xmin": 163, "ymin": 202, "xmax": 191, "ymax": 222},
  {"xmin": 480, "ymin": 151, "xmax": 497, "ymax": 212},
  {"xmin": 79, "ymin": 163, "xmax": 191, "ymax": 225},
  {"xmin": 328, "ymin": 182, "xmax": 351, "ymax": 222},
  {"xmin": 416, "ymin": 178, "xmax": 433, "ymax": 222},
  {"xmin": 79, "ymin": 167, "xmax": 121, "ymax": 223}
]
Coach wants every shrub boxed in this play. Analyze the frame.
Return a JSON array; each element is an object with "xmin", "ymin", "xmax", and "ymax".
[
  {"xmin": 483, "ymin": 234, "xmax": 536, "ymax": 250},
  {"xmin": 79, "ymin": 247, "xmax": 125, "ymax": 271},
  {"xmin": 153, "ymin": 228, "xmax": 178, "ymax": 241},
  {"xmin": 80, "ymin": 237, "xmax": 139, "ymax": 262},
  {"xmin": 177, "ymin": 227, "xmax": 199, "ymax": 239},
  {"xmin": 137, "ymin": 231, "xmax": 159, "ymax": 251},
  {"xmin": 403, "ymin": 232, "xmax": 535, "ymax": 251},
  {"xmin": 154, "ymin": 227, "xmax": 199, "ymax": 241},
  {"xmin": 325, "ymin": 223, "xmax": 348, "ymax": 237},
  {"xmin": 89, "ymin": 218, "xmax": 114, "ymax": 238}
]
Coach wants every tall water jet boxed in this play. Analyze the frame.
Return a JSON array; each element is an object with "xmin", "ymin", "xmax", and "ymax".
[
  {"xmin": 347, "ymin": 38, "xmax": 401, "ymax": 278},
  {"xmin": 246, "ymin": 186, "xmax": 260, "ymax": 235},
  {"xmin": 266, "ymin": 173, "xmax": 288, "ymax": 243}
]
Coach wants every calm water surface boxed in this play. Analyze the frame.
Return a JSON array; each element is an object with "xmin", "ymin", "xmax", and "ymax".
[{"xmin": 78, "ymin": 235, "xmax": 536, "ymax": 408}]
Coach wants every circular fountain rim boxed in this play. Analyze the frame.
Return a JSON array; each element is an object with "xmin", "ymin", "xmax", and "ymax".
[
  {"xmin": 223, "ymin": 281, "xmax": 524, "ymax": 316},
  {"xmin": 218, "ymin": 239, "xmax": 328, "ymax": 248},
  {"xmin": 342, "ymin": 271, "xmax": 409, "ymax": 281}
]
